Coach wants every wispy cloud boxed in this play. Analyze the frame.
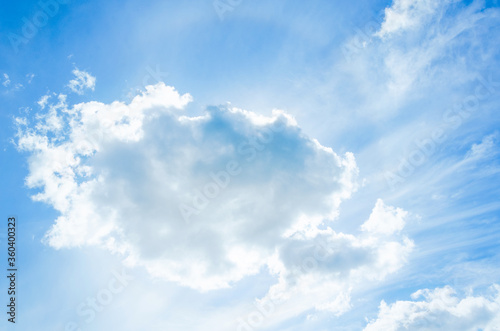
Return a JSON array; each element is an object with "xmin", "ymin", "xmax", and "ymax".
[
  {"xmin": 2, "ymin": 73, "xmax": 11, "ymax": 87},
  {"xmin": 376, "ymin": 0, "xmax": 441, "ymax": 38}
]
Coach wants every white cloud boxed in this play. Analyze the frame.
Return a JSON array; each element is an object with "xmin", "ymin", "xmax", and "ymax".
[
  {"xmin": 253, "ymin": 201, "xmax": 413, "ymax": 326},
  {"xmin": 338, "ymin": 0, "xmax": 490, "ymax": 119},
  {"xmin": 378, "ymin": 1, "xmax": 484, "ymax": 96},
  {"xmin": 68, "ymin": 68, "xmax": 96, "ymax": 95},
  {"xmin": 3, "ymin": 73, "xmax": 11, "ymax": 87},
  {"xmin": 466, "ymin": 133, "xmax": 499, "ymax": 161},
  {"xmin": 1, "ymin": 73, "xmax": 24, "ymax": 91},
  {"xmin": 361, "ymin": 198, "xmax": 407, "ymax": 235},
  {"xmin": 364, "ymin": 285, "xmax": 500, "ymax": 331},
  {"xmin": 37, "ymin": 95, "xmax": 50, "ymax": 109},
  {"xmin": 376, "ymin": 0, "xmax": 441, "ymax": 38},
  {"xmin": 16, "ymin": 81, "xmax": 413, "ymax": 322}
]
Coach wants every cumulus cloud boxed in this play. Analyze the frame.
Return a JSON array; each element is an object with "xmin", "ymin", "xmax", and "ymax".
[
  {"xmin": 364, "ymin": 285, "xmax": 500, "ymax": 330},
  {"xmin": 16, "ymin": 81, "xmax": 413, "ymax": 319},
  {"xmin": 361, "ymin": 199, "xmax": 407, "ymax": 235},
  {"xmin": 254, "ymin": 200, "xmax": 413, "ymax": 323},
  {"xmin": 68, "ymin": 68, "xmax": 96, "ymax": 94}
]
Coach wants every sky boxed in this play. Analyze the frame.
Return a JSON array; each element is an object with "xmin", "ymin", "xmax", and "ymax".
[{"xmin": 0, "ymin": 0, "xmax": 500, "ymax": 330}]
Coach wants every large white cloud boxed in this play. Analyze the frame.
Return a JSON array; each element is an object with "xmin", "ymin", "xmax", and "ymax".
[
  {"xmin": 364, "ymin": 285, "xmax": 500, "ymax": 330},
  {"xmin": 16, "ymin": 81, "xmax": 413, "ymax": 318}
]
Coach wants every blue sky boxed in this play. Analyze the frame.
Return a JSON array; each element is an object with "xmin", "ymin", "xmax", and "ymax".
[{"xmin": 1, "ymin": 0, "xmax": 500, "ymax": 330}]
